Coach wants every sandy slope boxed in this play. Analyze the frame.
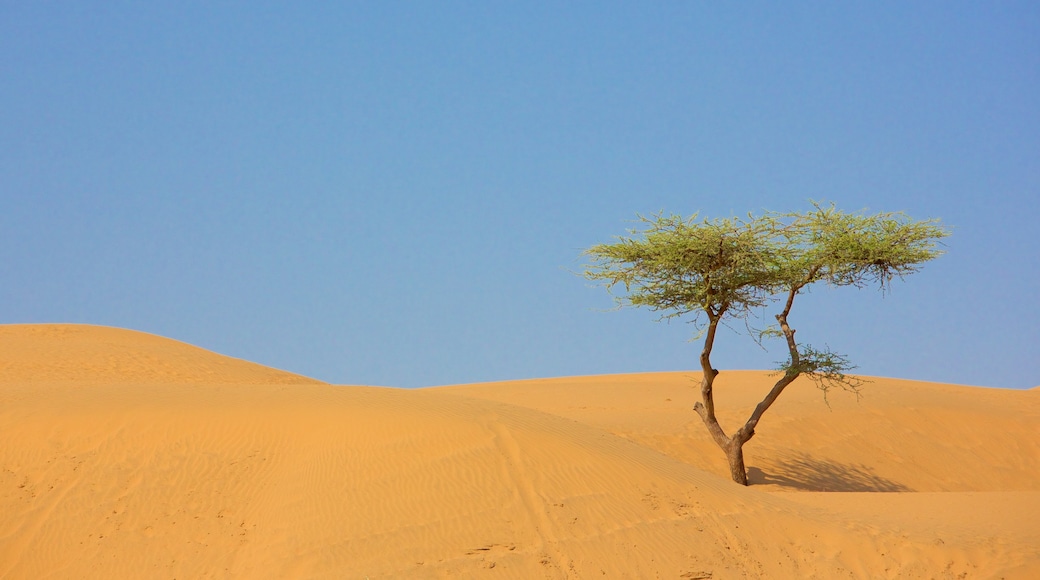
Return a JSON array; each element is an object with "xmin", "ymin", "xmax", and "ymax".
[
  {"xmin": 1, "ymin": 325, "xmax": 1037, "ymax": 578},
  {"xmin": 0, "ymin": 324, "xmax": 323, "ymax": 387},
  {"xmin": 438, "ymin": 372, "xmax": 1040, "ymax": 493}
]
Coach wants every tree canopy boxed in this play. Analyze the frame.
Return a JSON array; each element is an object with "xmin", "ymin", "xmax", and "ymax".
[{"xmin": 583, "ymin": 202, "xmax": 949, "ymax": 485}]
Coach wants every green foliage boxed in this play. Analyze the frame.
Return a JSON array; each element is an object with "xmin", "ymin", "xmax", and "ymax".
[
  {"xmin": 582, "ymin": 212, "xmax": 784, "ymax": 325},
  {"xmin": 583, "ymin": 202, "xmax": 949, "ymax": 328},
  {"xmin": 780, "ymin": 202, "xmax": 950, "ymax": 291},
  {"xmin": 775, "ymin": 344, "xmax": 864, "ymax": 401}
]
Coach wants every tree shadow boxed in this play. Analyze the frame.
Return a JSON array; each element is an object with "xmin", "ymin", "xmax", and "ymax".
[{"xmin": 747, "ymin": 453, "xmax": 912, "ymax": 492}]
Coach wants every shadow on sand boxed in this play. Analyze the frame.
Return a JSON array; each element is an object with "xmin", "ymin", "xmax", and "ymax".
[{"xmin": 748, "ymin": 453, "xmax": 911, "ymax": 492}]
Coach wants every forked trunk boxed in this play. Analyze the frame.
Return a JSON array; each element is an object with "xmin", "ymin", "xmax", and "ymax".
[
  {"xmin": 726, "ymin": 441, "xmax": 748, "ymax": 486},
  {"xmin": 693, "ymin": 315, "xmax": 755, "ymax": 486}
]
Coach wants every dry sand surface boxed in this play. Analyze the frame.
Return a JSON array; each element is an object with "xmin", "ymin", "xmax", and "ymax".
[{"xmin": 1, "ymin": 324, "xmax": 1037, "ymax": 579}]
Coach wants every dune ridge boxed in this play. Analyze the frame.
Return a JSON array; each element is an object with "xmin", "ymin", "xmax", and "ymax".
[
  {"xmin": 1, "ymin": 324, "xmax": 1037, "ymax": 578},
  {"xmin": 0, "ymin": 324, "xmax": 323, "ymax": 386}
]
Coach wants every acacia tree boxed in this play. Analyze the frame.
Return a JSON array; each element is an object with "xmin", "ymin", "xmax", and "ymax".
[{"xmin": 583, "ymin": 203, "xmax": 949, "ymax": 485}]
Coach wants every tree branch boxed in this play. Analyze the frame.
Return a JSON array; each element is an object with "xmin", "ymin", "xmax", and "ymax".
[{"xmin": 734, "ymin": 284, "xmax": 803, "ymax": 444}]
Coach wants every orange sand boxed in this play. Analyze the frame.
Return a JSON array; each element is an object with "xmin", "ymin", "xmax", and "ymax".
[{"xmin": 1, "ymin": 324, "xmax": 1037, "ymax": 578}]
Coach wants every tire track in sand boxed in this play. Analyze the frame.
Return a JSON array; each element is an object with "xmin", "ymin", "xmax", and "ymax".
[{"xmin": 488, "ymin": 416, "xmax": 572, "ymax": 578}]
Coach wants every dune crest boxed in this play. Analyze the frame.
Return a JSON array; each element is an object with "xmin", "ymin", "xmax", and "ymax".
[
  {"xmin": 0, "ymin": 324, "xmax": 323, "ymax": 386},
  {"xmin": 1, "ymin": 325, "xmax": 1037, "ymax": 578}
]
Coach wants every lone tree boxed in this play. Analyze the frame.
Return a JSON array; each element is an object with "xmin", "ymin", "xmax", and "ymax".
[{"xmin": 582, "ymin": 202, "xmax": 949, "ymax": 485}]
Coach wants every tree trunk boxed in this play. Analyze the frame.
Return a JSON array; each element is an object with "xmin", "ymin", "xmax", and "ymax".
[
  {"xmin": 691, "ymin": 312, "xmax": 756, "ymax": 486},
  {"xmin": 726, "ymin": 441, "xmax": 749, "ymax": 486}
]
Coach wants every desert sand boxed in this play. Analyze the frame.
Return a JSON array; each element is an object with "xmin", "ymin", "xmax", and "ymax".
[{"xmin": 1, "ymin": 324, "xmax": 1037, "ymax": 578}]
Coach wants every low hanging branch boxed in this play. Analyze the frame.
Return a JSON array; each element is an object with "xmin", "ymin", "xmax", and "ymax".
[{"xmin": 582, "ymin": 202, "xmax": 949, "ymax": 485}]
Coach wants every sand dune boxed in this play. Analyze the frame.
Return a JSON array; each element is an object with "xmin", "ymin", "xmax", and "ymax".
[
  {"xmin": 1, "ymin": 325, "xmax": 1037, "ymax": 578},
  {"xmin": 438, "ymin": 373, "xmax": 1040, "ymax": 493},
  {"xmin": 0, "ymin": 324, "xmax": 322, "ymax": 387}
]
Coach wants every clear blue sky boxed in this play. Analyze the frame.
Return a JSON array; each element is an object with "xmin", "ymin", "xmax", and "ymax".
[{"xmin": 3, "ymin": 2, "xmax": 1037, "ymax": 389}]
